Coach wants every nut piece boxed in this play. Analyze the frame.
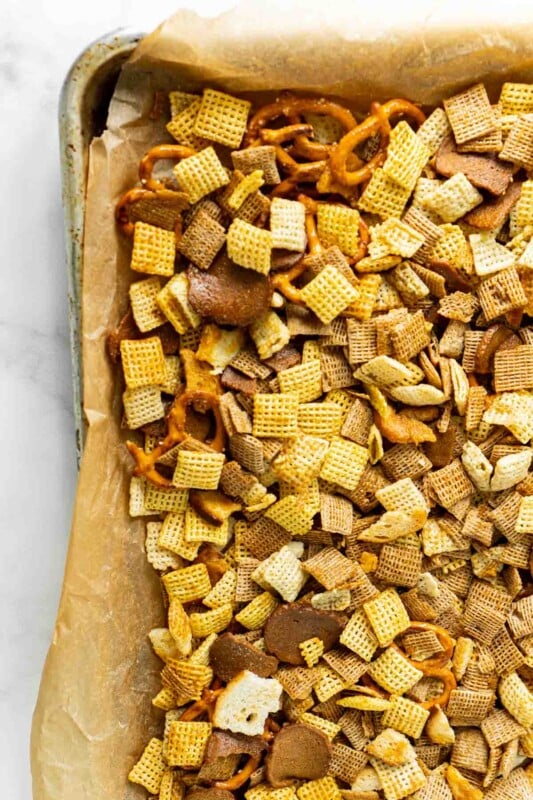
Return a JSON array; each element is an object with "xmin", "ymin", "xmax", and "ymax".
[
  {"xmin": 366, "ymin": 729, "xmax": 416, "ymax": 766},
  {"xmin": 263, "ymin": 603, "xmax": 345, "ymax": 665},
  {"xmin": 212, "ymin": 670, "xmax": 282, "ymax": 736},
  {"xmin": 265, "ymin": 723, "xmax": 332, "ymax": 787},
  {"xmin": 210, "ymin": 633, "xmax": 279, "ymax": 683}
]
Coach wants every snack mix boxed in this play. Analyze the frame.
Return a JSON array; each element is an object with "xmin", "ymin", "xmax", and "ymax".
[{"xmin": 112, "ymin": 81, "xmax": 533, "ymax": 799}]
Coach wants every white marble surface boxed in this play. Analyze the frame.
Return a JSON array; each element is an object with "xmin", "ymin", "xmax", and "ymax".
[{"xmin": 0, "ymin": 2, "xmax": 236, "ymax": 796}]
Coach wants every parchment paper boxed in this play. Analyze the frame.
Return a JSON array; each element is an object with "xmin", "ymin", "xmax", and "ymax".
[{"xmin": 31, "ymin": 3, "xmax": 533, "ymax": 798}]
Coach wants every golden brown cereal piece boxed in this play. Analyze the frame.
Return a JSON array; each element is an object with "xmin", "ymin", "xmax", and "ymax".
[
  {"xmin": 129, "ymin": 277, "xmax": 166, "ymax": 332},
  {"xmin": 498, "ymin": 671, "xmax": 533, "ymax": 728},
  {"xmin": 166, "ymin": 97, "xmax": 208, "ymax": 149},
  {"xmin": 162, "ymin": 563, "xmax": 211, "ymax": 604},
  {"xmin": 253, "ymin": 393, "xmax": 299, "ymax": 439},
  {"xmin": 300, "ymin": 264, "xmax": 358, "ymax": 324},
  {"xmin": 194, "ymin": 89, "xmax": 251, "ymax": 149},
  {"xmin": 250, "ymin": 311, "xmax": 291, "ymax": 360},
  {"xmin": 445, "ymin": 765, "xmax": 483, "ymax": 800},
  {"xmin": 358, "ymin": 168, "xmax": 411, "ymax": 218},
  {"xmin": 369, "ymin": 755, "xmax": 426, "ymax": 800},
  {"xmin": 499, "ymin": 114, "xmax": 533, "ymax": 170},
  {"xmin": 478, "ymin": 267, "xmax": 527, "ymax": 321},
  {"xmin": 423, "ymin": 173, "xmax": 483, "ymax": 223},
  {"xmin": 364, "ymin": 588, "xmax": 411, "ymax": 647},
  {"xmin": 123, "ymin": 385, "xmax": 164, "ymax": 430},
  {"xmin": 174, "ymin": 146, "xmax": 230, "ymax": 204},
  {"xmin": 166, "ymin": 720, "xmax": 212, "ymax": 767},
  {"xmin": 120, "ymin": 336, "xmax": 167, "ymax": 389},
  {"xmin": 470, "ymin": 231, "xmax": 516, "ymax": 276},
  {"xmin": 381, "ymin": 695, "xmax": 430, "ymax": 740},
  {"xmin": 235, "ymin": 591, "xmax": 280, "ymax": 630},
  {"xmin": 227, "ymin": 218, "xmax": 273, "ymax": 275},
  {"xmin": 320, "ymin": 436, "xmax": 368, "ymax": 491},
  {"xmin": 500, "ymin": 82, "xmax": 533, "ymax": 115},
  {"xmin": 382, "ymin": 120, "xmax": 430, "ymax": 191},
  {"xmin": 128, "ymin": 738, "xmax": 166, "ymax": 793},
  {"xmin": 130, "ymin": 221, "xmax": 176, "ymax": 277}
]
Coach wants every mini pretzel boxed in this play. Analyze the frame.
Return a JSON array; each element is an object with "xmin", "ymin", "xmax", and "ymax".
[
  {"xmin": 245, "ymin": 94, "xmax": 357, "ymax": 162},
  {"xmin": 392, "ymin": 622, "xmax": 457, "ymax": 709},
  {"xmin": 138, "ymin": 143, "xmax": 196, "ymax": 191},
  {"xmin": 115, "ymin": 186, "xmax": 184, "ymax": 239},
  {"xmin": 330, "ymin": 98, "xmax": 426, "ymax": 187},
  {"xmin": 126, "ymin": 390, "xmax": 225, "ymax": 487},
  {"xmin": 179, "ymin": 682, "xmax": 223, "ymax": 722}
]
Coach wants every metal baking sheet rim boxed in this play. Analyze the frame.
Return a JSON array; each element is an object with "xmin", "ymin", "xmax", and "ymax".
[{"xmin": 59, "ymin": 29, "xmax": 143, "ymax": 466}]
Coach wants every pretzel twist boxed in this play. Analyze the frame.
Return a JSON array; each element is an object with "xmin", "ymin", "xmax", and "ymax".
[
  {"xmin": 329, "ymin": 98, "xmax": 426, "ymax": 187},
  {"xmin": 138, "ymin": 143, "xmax": 196, "ymax": 190},
  {"xmin": 126, "ymin": 389, "xmax": 225, "ymax": 487}
]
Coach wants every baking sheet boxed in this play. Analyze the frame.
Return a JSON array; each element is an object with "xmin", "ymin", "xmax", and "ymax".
[
  {"xmin": 32, "ymin": 4, "xmax": 533, "ymax": 799},
  {"xmin": 59, "ymin": 29, "xmax": 142, "ymax": 463}
]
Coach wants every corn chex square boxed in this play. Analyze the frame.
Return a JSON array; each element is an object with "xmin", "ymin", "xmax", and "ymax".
[
  {"xmin": 381, "ymin": 695, "xmax": 430, "ymax": 739},
  {"xmin": 166, "ymin": 720, "xmax": 212, "ymax": 767},
  {"xmin": 159, "ymin": 512, "xmax": 199, "ymax": 560},
  {"xmin": 227, "ymin": 218, "xmax": 273, "ymax": 275},
  {"xmin": 416, "ymin": 107, "xmax": 452, "ymax": 155},
  {"xmin": 515, "ymin": 180, "xmax": 533, "ymax": 227},
  {"xmin": 252, "ymin": 545, "xmax": 308, "ymax": 602},
  {"xmin": 120, "ymin": 337, "xmax": 167, "ymax": 389},
  {"xmin": 173, "ymin": 146, "xmax": 230, "ymax": 204},
  {"xmin": 363, "ymin": 588, "xmax": 410, "ymax": 646},
  {"xmin": 166, "ymin": 97, "xmax": 207, "ymax": 148},
  {"xmin": 253, "ymin": 393, "xmax": 299, "ymax": 438},
  {"xmin": 278, "ymin": 359, "xmax": 323, "ymax": 403},
  {"xmin": 423, "ymin": 173, "xmax": 482, "ymax": 222},
  {"xmin": 320, "ymin": 436, "xmax": 368, "ymax": 490},
  {"xmin": 172, "ymin": 450, "xmax": 225, "ymax": 490},
  {"xmin": 184, "ymin": 506, "xmax": 229, "ymax": 546},
  {"xmin": 297, "ymin": 776, "xmax": 342, "ymax": 800},
  {"xmin": 500, "ymin": 82, "xmax": 533, "ymax": 115},
  {"xmin": 157, "ymin": 272, "xmax": 201, "ymax": 333},
  {"xmin": 339, "ymin": 608, "xmax": 379, "ymax": 661},
  {"xmin": 377, "ymin": 217, "xmax": 425, "ymax": 257},
  {"xmin": 129, "ymin": 277, "xmax": 166, "ymax": 332},
  {"xmin": 123, "ymin": 385, "xmax": 164, "ymax": 429},
  {"xmin": 272, "ymin": 435, "xmax": 329, "ymax": 490},
  {"xmin": 375, "ymin": 477, "xmax": 427, "ymax": 514},
  {"xmin": 270, "ymin": 197, "xmax": 306, "ymax": 251},
  {"xmin": 369, "ymin": 755, "xmax": 426, "ymax": 800},
  {"xmin": 316, "ymin": 204, "xmax": 361, "ymax": 257},
  {"xmin": 189, "ymin": 603, "xmax": 233, "ymax": 638},
  {"xmin": 300, "ymin": 264, "xmax": 358, "ymax": 324},
  {"xmin": 368, "ymin": 647, "xmax": 423, "ymax": 694},
  {"xmin": 382, "ymin": 120, "xmax": 430, "ymax": 191},
  {"xmin": 235, "ymin": 591, "xmax": 279, "ymax": 629},
  {"xmin": 298, "ymin": 402, "xmax": 342, "ymax": 438},
  {"xmin": 500, "ymin": 114, "xmax": 533, "ymax": 171},
  {"xmin": 162, "ymin": 563, "xmax": 211, "ymax": 603},
  {"xmin": 470, "ymin": 231, "xmax": 516, "ymax": 276},
  {"xmin": 128, "ymin": 738, "xmax": 166, "ymax": 794},
  {"xmin": 130, "ymin": 222, "xmax": 176, "ymax": 276},
  {"xmin": 193, "ymin": 89, "xmax": 251, "ymax": 149},
  {"xmin": 358, "ymin": 168, "xmax": 411, "ymax": 218}
]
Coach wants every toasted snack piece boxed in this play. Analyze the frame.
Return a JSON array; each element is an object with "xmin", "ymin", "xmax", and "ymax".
[
  {"xmin": 210, "ymin": 633, "xmax": 278, "ymax": 682},
  {"xmin": 499, "ymin": 671, "xmax": 533, "ymax": 728},
  {"xmin": 369, "ymin": 755, "xmax": 426, "ymax": 800},
  {"xmin": 382, "ymin": 121, "xmax": 430, "ymax": 191},
  {"xmin": 435, "ymin": 135, "xmax": 514, "ymax": 195},
  {"xmin": 464, "ymin": 180, "xmax": 522, "ymax": 229},
  {"xmin": 193, "ymin": 88, "xmax": 251, "ymax": 149},
  {"xmin": 128, "ymin": 738, "xmax": 166, "ymax": 793},
  {"xmin": 358, "ymin": 168, "xmax": 411, "ymax": 218},
  {"xmin": 470, "ymin": 231, "xmax": 516, "ymax": 276},
  {"xmin": 423, "ymin": 173, "xmax": 483, "ymax": 223},
  {"xmin": 227, "ymin": 219, "xmax": 273, "ymax": 275},
  {"xmin": 300, "ymin": 265, "xmax": 358, "ymax": 324},
  {"xmin": 188, "ymin": 253, "xmax": 273, "ymax": 327},
  {"xmin": 266, "ymin": 723, "xmax": 332, "ymax": 787},
  {"xmin": 264, "ymin": 603, "xmax": 344, "ymax": 665},
  {"xmin": 166, "ymin": 721, "xmax": 213, "ymax": 768},
  {"xmin": 366, "ymin": 729, "xmax": 416, "ymax": 766},
  {"xmin": 213, "ymin": 670, "xmax": 282, "ymax": 735},
  {"xmin": 174, "ymin": 147, "xmax": 230, "ymax": 204}
]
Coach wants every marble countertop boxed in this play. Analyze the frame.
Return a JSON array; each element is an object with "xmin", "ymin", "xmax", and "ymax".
[{"xmin": 0, "ymin": 1, "xmax": 234, "ymax": 795}]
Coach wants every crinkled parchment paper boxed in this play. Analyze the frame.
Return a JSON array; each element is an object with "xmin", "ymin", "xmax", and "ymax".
[{"xmin": 31, "ymin": 3, "xmax": 533, "ymax": 798}]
